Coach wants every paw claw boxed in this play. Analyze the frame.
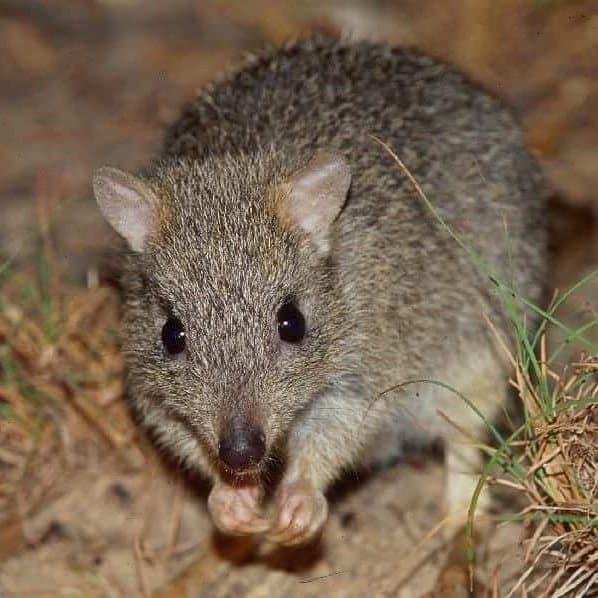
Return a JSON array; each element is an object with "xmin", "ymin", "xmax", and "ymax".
[
  {"xmin": 208, "ymin": 483, "xmax": 269, "ymax": 536},
  {"xmin": 266, "ymin": 480, "xmax": 328, "ymax": 546}
]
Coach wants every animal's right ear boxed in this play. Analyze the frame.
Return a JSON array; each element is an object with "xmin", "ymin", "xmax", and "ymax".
[{"xmin": 93, "ymin": 167, "xmax": 158, "ymax": 252}]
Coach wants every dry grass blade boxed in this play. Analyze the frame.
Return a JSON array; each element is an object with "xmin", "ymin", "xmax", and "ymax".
[{"xmin": 504, "ymin": 352, "xmax": 597, "ymax": 597}]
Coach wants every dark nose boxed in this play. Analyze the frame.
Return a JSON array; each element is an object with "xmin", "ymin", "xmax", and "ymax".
[{"xmin": 218, "ymin": 420, "xmax": 266, "ymax": 472}]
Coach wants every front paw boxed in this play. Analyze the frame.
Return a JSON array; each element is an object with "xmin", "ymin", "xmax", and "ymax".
[
  {"xmin": 266, "ymin": 478, "xmax": 328, "ymax": 546},
  {"xmin": 208, "ymin": 483, "xmax": 270, "ymax": 536}
]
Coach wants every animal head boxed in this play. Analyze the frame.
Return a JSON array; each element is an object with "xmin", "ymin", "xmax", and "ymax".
[{"xmin": 94, "ymin": 150, "xmax": 352, "ymax": 479}]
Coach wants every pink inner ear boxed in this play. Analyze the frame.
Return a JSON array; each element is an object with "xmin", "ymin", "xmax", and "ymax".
[
  {"xmin": 93, "ymin": 167, "xmax": 156, "ymax": 253},
  {"xmin": 286, "ymin": 151, "xmax": 352, "ymax": 252}
]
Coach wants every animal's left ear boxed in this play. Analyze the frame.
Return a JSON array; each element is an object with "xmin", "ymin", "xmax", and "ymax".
[{"xmin": 279, "ymin": 151, "xmax": 351, "ymax": 254}]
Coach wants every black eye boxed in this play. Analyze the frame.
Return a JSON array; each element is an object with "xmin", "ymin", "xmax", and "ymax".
[
  {"xmin": 161, "ymin": 316, "xmax": 186, "ymax": 355},
  {"xmin": 277, "ymin": 302, "xmax": 306, "ymax": 343}
]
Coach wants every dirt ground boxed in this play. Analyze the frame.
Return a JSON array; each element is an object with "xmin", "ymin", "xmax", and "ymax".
[{"xmin": 0, "ymin": 1, "xmax": 597, "ymax": 596}]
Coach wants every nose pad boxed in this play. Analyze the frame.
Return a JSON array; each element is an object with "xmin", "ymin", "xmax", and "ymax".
[{"xmin": 218, "ymin": 419, "xmax": 266, "ymax": 472}]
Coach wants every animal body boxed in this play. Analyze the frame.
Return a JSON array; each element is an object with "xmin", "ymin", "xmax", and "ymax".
[{"xmin": 93, "ymin": 37, "xmax": 547, "ymax": 546}]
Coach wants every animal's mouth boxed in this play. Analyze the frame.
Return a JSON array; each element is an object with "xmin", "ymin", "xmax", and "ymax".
[
  {"xmin": 218, "ymin": 462, "xmax": 264, "ymax": 487},
  {"xmin": 216, "ymin": 445, "xmax": 284, "ymax": 488}
]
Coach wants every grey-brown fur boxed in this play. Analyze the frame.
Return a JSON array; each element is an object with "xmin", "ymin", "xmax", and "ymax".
[{"xmin": 95, "ymin": 36, "xmax": 547, "ymax": 545}]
